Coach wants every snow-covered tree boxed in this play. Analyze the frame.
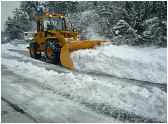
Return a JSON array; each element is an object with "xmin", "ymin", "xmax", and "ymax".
[
  {"xmin": 141, "ymin": 17, "xmax": 167, "ymax": 47},
  {"xmin": 20, "ymin": 1, "xmax": 43, "ymax": 19},
  {"xmin": 45, "ymin": 1, "xmax": 77, "ymax": 15},
  {"xmin": 3, "ymin": 1, "xmax": 166, "ymax": 47},
  {"xmin": 5, "ymin": 16, "xmax": 23, "ymax": 40},
  {"xmin": 112, "ymin": 20, "xmax": 140, "ymax": 46},
  {"xmin": 4, "ymin": 1, "xmax": 42, "ymax": 41},
  {"xmin": 123, "ymin": 1, "xmax": 166, "ymax": 34}
]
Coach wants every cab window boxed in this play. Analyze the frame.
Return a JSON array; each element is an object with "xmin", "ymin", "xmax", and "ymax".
[{"xmin": 44, "ymin": 17, "xmax": 66, "ymax": 31}]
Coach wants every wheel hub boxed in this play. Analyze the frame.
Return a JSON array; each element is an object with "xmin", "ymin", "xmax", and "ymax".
[
  {"xmin": 30, "ymin": 48, "xmax": 35, "ymax": 55},
  {"xmin": 46, "ymin": 47, "xmax": 53, "ymax": 57}
]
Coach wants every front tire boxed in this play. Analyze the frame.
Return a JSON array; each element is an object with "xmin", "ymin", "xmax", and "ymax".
[
  {"xmin": 44, "ymin": 40, "xmax": 61, "ymax": 64},
  {"xmin": 29, "ymin": 42, "xmax": 41, "ymax": 59}
]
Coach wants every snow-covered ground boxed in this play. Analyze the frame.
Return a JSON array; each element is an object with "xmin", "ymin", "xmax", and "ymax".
[
  {"xmin": 1, "ymin": 42, "xmax": 167, "ymax": 122},
  {"xmin": 71, "ymin": 42, "xmax": 167, "ymax": 84},
  {"xmin": 1, "ymin": 100, "xmax": 36, "ymax": 123},
  {"xmin": 2, "ymin": 66, "xmax": 116, "ymax": 123}
]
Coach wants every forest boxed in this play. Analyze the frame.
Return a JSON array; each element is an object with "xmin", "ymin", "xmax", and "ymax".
[{"xmin": 2, "ymin": 1, "xmax": 167, "ymax": 47}]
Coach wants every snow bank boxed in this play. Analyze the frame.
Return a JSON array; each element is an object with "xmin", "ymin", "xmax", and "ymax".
[
  {"xmin": 71, "ymin": 42, "xmax": 167, "ymax": 84},
  {"xmin": 2, "ymin": 58, "xmax": 167, "ymax": 122}
]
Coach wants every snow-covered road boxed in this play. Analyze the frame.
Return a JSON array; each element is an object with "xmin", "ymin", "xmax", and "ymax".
[
  {"xmin": 1, "ymin": 98, "xmax": 36, "ymax": 123},
  {"xmin": 1, "ymin": 43, "xmax": 167, "ymax": 122},
  {"xmin": 2, "ymin": 65, "xmax": 116, "ymax": 123}
]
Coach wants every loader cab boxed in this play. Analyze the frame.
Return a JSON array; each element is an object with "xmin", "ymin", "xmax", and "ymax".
[
  {"xmin": 36, "ymin": 13, "xmax": 68, "ymax": 32},
  {"xmin": 43, "ymin": 17, "xmax": 67, "ymax": 31},
  {"xmin": 35, "ymin": 14, "xmax": 68, "ymax": 45}
]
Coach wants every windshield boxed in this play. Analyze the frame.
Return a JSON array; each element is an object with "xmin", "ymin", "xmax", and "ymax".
[{"xmin": 44, "ymin": 17, "xmax": 66, "ymax": 31}]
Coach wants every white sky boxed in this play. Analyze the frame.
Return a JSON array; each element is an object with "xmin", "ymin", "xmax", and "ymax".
[{"xmin": 1, "ymin": 1, "xmax": 20, "ymax": 31}]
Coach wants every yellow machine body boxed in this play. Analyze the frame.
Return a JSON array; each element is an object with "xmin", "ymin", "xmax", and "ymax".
[{"xmin": 31, "ymin": 13, "xmax": 109, "ymax": 70}]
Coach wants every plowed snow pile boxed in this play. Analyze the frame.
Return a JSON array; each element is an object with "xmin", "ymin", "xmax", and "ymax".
[{"xmin": 71, "ymin": 42, "xmax": 167, "ymax": 84}]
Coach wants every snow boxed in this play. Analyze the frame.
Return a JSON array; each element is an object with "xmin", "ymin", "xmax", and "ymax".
[
  {"xmin": 1, "ymin": 43, "xmax": 31, "ymax": 61},
  {"xmin": 2, "ymin": 72, "xmax": 116, "ymax": 123},
  {"xmin": 144, "ymin": 17, "xmax": 159, "ymax": 25},
  {"xmin": 1, "ymin": 100, "xmax": 35, "ymax": 123},
  {"xmin": 80, "ymin": 10, "xmax": 94, "ymax": 19},
  {"xmin": 3, "ymin": 42, "xmax": 28, "ymax": 51},
  {"xmin": 71, "ymin": 42, "xmax": 167, "ymax": 84},
  {"xmin": 2, "ymin": 57, "xmax": 167, "ymax": 122},
  {"xmin": 86, "ymin": 27, "xmax": 106, "ymax": 40},
  {"xmin": 115, "ymin": 30, "xmax": 119, "ymax": 35},
  {"xmin": 1, "ymin": 43, "xmax": 167, "ymax": 122}
]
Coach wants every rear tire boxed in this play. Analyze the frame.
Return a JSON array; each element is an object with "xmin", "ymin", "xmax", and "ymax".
[
  {"xmin": 44, "ymin": 40, "xmax": 61, "ymax": 64},
  {"xmin": 29, "ymin": 42, "xmax": 41, "ymax": 59}
]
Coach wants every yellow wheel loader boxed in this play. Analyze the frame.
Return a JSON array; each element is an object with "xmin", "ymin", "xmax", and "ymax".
[{"xmin": 28, "ymin": 13, "xmax": 109, "ymax": 70}]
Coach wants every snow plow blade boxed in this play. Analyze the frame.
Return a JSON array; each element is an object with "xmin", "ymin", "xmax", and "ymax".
[{"xmin": 60, "ymin": 40, "xmax": 109, "ymax": 70}]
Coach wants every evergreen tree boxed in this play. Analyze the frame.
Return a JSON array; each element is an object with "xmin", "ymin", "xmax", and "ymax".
[{"xmin": 3, "ymin": 1, "xmax": 167, "ymax": 47}]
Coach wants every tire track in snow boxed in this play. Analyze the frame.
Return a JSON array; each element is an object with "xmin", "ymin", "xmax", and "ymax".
[
  {"xmin": 1, "ymin": 97, "xmax": 39, "ymax": 123},
  {"xmin": 21, "ymin": 76, "xmax": 164, "ymax": 123},
  {"xmin": 2, "ymin": 65, "xmax": 161, "ymax": 123},
  {"xmin": 2, "ymin": 66, "xmax": 117, "ymax": 123}
]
